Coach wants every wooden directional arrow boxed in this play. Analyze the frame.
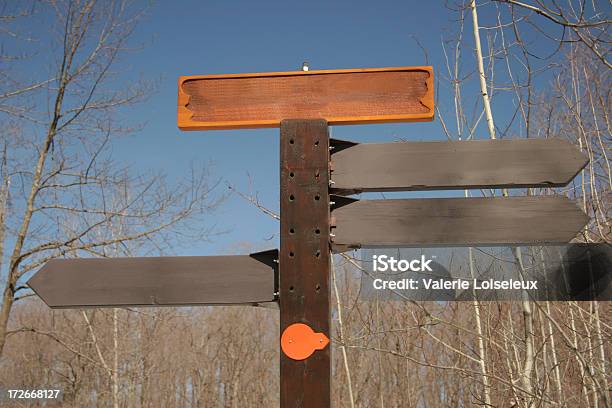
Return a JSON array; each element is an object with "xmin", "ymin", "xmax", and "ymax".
[
  {"xmin": 178, "ymin": 66, "xmax": 434, "ymax": 130},
  {"xmin": 330, "ymin": 138, "xmax": 589, "ymax": 193},
  {"xmin": 27, "ymin": 250, "xmax": 278, "ymax": 308},
  {"xmin": 331, "ymin": 196, "xmax": 589, "ymax": 248}
]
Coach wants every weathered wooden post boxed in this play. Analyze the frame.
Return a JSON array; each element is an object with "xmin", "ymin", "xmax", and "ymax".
[{"xmin": 279, "ymin": 120, "xmax": 331, "ymax": 407}]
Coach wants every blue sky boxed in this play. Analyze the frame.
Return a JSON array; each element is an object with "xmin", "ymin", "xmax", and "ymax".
[
  {"xmin": 110, "ymin": 0, "xmax": 488, "ymax": 256},
  {"xmin": 10, "ymin": 0, "xmax": 562, "ymax": 257},
  {"xmin": 113, "ymin": 0, "xmax": 561, "ymax": 256}
]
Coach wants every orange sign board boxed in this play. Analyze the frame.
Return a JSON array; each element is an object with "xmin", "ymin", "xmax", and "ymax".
[{"xmin": 177, "ymin": 66, "xmax": 434, "ymax": 131}]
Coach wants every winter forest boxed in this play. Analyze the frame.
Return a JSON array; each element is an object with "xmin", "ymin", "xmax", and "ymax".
[{"xmin": 0, "ymin": 1, "xmax": 610, "ymax": 407}]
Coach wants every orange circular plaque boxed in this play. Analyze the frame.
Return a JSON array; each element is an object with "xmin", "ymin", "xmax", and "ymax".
[{"xmin": 281, "ymin": 323, "xmax": 330, "ymax": 360}]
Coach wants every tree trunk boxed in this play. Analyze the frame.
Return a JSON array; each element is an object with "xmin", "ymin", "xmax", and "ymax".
[{"xmin": 112, "ymin": 308, "xmax": 119, "ymax": 408}]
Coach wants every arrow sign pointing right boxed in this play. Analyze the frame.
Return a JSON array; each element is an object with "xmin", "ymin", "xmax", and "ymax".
[
  {"xmin": 330, "ymin": 138, "xmax": 588, "ymax": 193},
  {"xmin": 27, "ymin": 250, "xmax": 278, "ymax": 308},
  {"xmin": 331, "ymin": 196, "xmax": 589, "ymax": 248}
]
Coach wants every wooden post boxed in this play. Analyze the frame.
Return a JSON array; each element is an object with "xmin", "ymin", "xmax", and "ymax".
[{"xmin": 279, "ymin": 120, "xmax": 331, "ymax": 408}]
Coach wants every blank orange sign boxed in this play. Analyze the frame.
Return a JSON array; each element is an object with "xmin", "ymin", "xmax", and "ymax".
[
  {"xmin": 177, "ymin": 66, "xmax": 434, "ymax": 131},
  {"xmin": 281, "ymin": 323, "xmax": 329, "ymax": 361}
]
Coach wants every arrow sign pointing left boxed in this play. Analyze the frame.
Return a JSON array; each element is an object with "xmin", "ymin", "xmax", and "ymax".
[{"xmin": 27, "ymin": 250, "xmax": 278, "ymax": 308}]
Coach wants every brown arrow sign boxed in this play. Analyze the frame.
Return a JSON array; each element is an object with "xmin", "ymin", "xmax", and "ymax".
[
  {"xmin": 331, "ymin": 196, "xmax": 589, "ymax": 248},
  {"xmin": 28, "ymin": 250, "xmax": 277, "ymax": 308},
  {"xmin": 330, "ymin": 138, "xmax": 588, "ymax": 193}
]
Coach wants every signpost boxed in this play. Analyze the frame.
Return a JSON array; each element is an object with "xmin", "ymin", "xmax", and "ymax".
[
  {"xmin": 279, "ymin": 120, "xmax": 331, "ymax": 407},
  {"xmin": 329, "ymin": 138, "xmax": 589, "ymax": 192},
  {"xmin": 28, "ymin": 65, "xmax": 589, "ymax": 408},
  {"xmin": 177, "ymin": 66, "xmax": 434, "ymax": 130},
  {"xmin": 28, "ymin": 251, "xmax": 277, "ymax": 308},
  {"xmin": 330, "ymin": 196, "xmax": 589, "ymax": 248}
]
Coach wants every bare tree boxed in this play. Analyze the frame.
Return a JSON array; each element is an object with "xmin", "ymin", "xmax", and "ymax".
[
  {"xmin": 0, "ymin": 0, "xmax": 222, "ymax": 357},
  {"xmin": 492, "ymin": 0, "xmax": 611, "ymax": 69}
]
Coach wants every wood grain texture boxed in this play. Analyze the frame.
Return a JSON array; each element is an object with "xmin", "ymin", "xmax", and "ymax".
[
  {"xmin": 178, "ymin": 67, "xmax": 434, "ymax": 130},
  {"xmin": 28, "ymin": 253, "xmax": 277, "ymax": 308},
  {"xmin": 279, "ymin": 120, "xmax": 331, "ymax": 408},
  {"xmin": 331, "ymin": 197, "xmax": 589, "ymax": 247},
  {"xmin": 331, "ymin": 138, "xmax": 588, "ymax": 192}
]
